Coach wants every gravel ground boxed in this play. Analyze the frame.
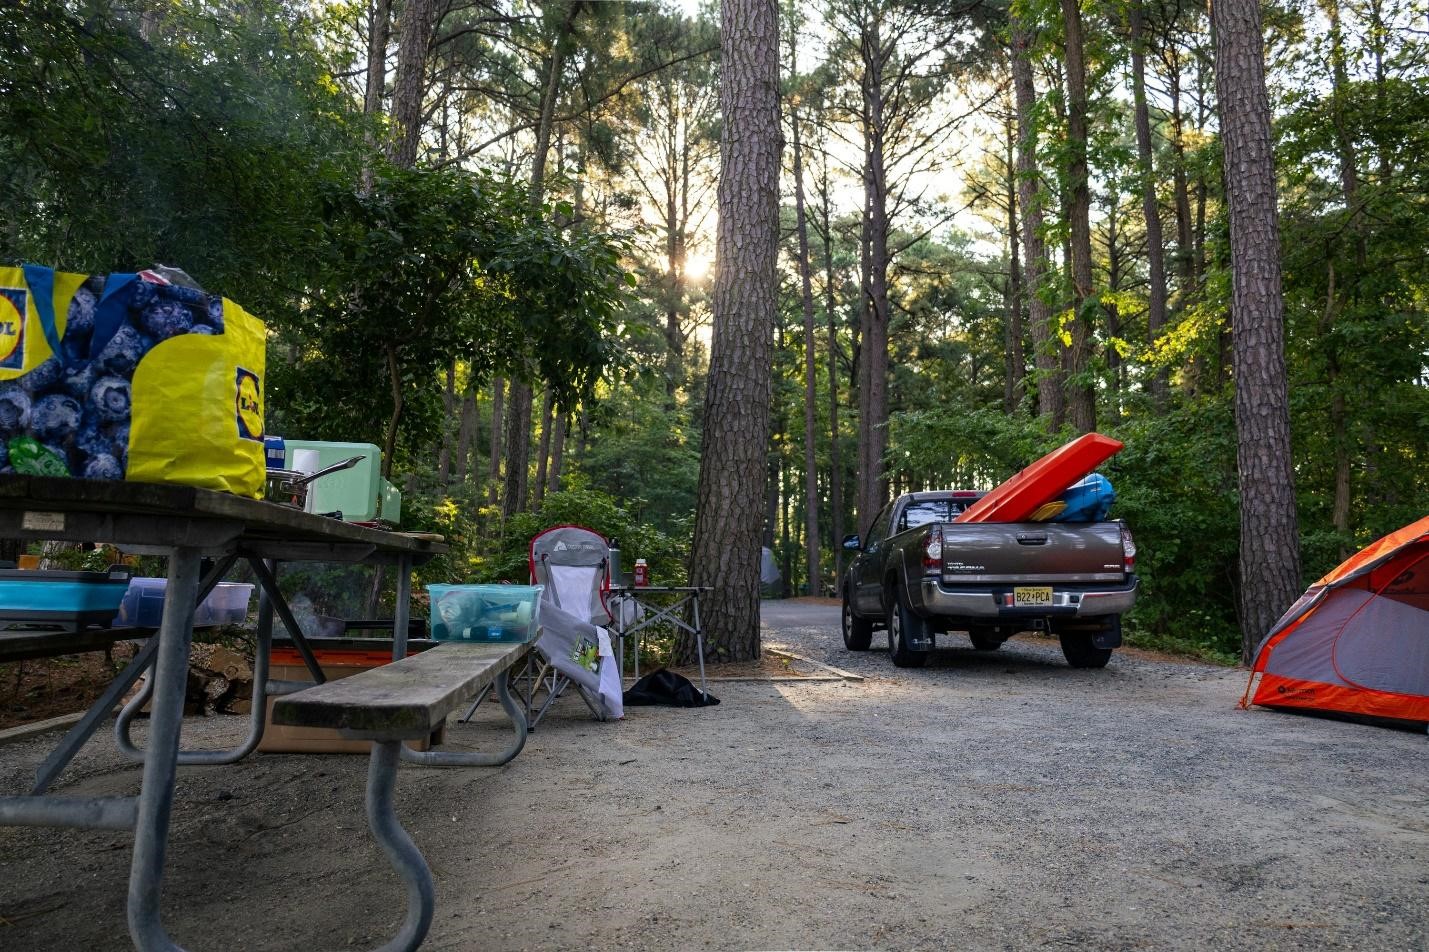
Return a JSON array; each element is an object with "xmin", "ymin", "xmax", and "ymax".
[{"xmin": 2, "ymin": 600, "xmax": 1426, "ymax": 951}]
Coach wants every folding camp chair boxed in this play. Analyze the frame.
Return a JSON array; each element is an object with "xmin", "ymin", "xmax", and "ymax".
[{"xmin": 461, "ymin": 525, "xmax": 622, "ymax": 729}]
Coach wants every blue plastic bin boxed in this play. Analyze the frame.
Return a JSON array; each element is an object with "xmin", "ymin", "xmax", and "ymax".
[
  {"xmin": 0, "ymin": 567, "xmax": 134, "ymax": 631},
  {"xmin": 427, "ymin": 584, "xmax": 543, "ymax": 642}
]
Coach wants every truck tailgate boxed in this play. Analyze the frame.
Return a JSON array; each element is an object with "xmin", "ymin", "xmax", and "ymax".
[{"xmin": 941, "ymin": 522, "xmax": 1126, "ymax": 584}]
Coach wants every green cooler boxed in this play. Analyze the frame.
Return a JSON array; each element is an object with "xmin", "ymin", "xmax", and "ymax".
[{"xmin": 283, "ymin": 441, "xmax": 383, "ymax": 521}]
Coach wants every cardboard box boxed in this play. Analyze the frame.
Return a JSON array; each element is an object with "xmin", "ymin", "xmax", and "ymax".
[{"xmin": 259, "ymin": 656, "xmax": 443, "ymax": 755}]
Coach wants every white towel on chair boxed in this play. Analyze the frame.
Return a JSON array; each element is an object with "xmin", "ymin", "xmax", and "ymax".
[
  {"xmin": 550, "ymin": 564, "xmax": 600, "ymax": 619},
  {"xmin": 595, "ymin": 627, "xmax": 624, "ymax": 720}
]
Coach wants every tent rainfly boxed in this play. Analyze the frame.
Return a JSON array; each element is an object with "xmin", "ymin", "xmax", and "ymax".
[{"xmin": 1243, "ymin": 515, "xmax": 1429, "ymax": 727}]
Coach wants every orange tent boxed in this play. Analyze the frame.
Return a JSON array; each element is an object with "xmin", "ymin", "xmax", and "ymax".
[{"xmin": 1244, "ymin": 515, "xmax": 1429, "ymax": 727}]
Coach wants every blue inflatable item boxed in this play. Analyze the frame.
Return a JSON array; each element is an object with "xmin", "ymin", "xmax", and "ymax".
[{"xmin": 1052, "ymin": 473, "xmax": 1116, "ymax": 522}]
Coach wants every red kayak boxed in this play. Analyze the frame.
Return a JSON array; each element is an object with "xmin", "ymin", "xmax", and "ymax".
[{"xmin": 954, "ymin": 432, "xmax": 1124, "ymax": 524}]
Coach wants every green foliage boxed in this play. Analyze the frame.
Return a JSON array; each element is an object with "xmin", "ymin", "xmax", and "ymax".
[
  {"xmin": 269, "ymin": 164, "xmax": 632, "ymax": 466},
  {"xmin": 1106, "ymin": 399, "xmax": 1241, "ymax": 657},
  {"xmin": 0, "ymin": 0, "xmax": 364, "ymax": 316},
  {"xmin": 480, "ymin": 482, "xmax": 689, "ymax": 586},
  {"xmin": 575, "ymin": 388, "xmax": 701, "ymax": 534}
]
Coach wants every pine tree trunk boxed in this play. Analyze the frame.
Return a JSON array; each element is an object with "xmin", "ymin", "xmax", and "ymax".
[
  {"xmin": 856, "ymin": 146, "xmax": 874, "ymax": 535},
  {"xmin": 664, "ymin": 79, "xmax": 685, "ymax": 402},
  {"xmin": 1212, "ymin": 0, "xmax": 1302, "ymax": 661},
  {"xmin": 533, "ymin": 386, "xmax": 554, "ymax": 507},
  {"xmin": 862, "ymin": 13, "xmax": 892, "ymax": 529},
  {"xmin": 1324, "ymin": 0, "xmax": 1359, "ymax": 548},
  {"xmin": 1194, "ymin": 58, "xmax": 1210, "ymax": 290},
  {"xmin": 364, "ymin": 0, "xmax": 391, "ymax": 118},
  {"xmin": 576, "ymin": 403, "xmax": 589, "ymax": 462},
  {"xmin": 791, "ymin": 106, "xmax": 821, "ymax": 600},
  {"xmin": 1003, "ymin": 112, "xmax": 1024, "ymax": 415},
  {"xmin": 1060, "ymin": 0, "xmax": 1097, "ymax": 433},
  {"xmin": 487, "ymin": 378, "xmax": 504, "ymax": 506},
  {"xmin": 817, "ymin": 155, "xmax": 845, "ymax": 584},
  {"xmin": 1130, "ymin": 2, "xmax": 1169, "ymax": 407},
  {"xmin": 501, "ymin": 384, "xmax": 532, "ymax": 518},
  {"xmin": 1166, "ymin": 55, "xmax": 1196, "ymax": 297},
  {"xmin": 361, "ymin": 0, "xmax": 392, "ymax": 194},
  {"xmin": 685, "ymin": 0, "xmax": 781, "ymax": 663},
  {"xmin": 453, "ymin": 388, "xmax": 475, "ymax": 486},
  {"xmin": 500, "ymin": 3, "xmax": 578, "ymax": 519},
  {"xmin": 780, "ymin": 455, "xmax": 792, "ymax": 597},
  {"xmin": 387, "ymin": 0, "xmax": 436, "ymax": 167},
  {"xmin": 437, "ymin": 362, "xmax": 455, "ymax": 487},
  {"xmin": 1104, "ymin": 195, "xmax": 1124, "ymax": 420},
  {"xmin": 1011, "ymin": 20, "xmax": 1062, "ymax": 426},
  {"xmin": 548, "ymin": 413, "xmax": 567, "ymax": 495}
]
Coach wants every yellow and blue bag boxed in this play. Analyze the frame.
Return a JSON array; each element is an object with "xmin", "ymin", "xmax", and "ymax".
[{"xmin": 0, "ymin": 264, "xmax": 266, "ymax": 497}]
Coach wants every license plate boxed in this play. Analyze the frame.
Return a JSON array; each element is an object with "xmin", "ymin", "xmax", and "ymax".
[{"xmin": 1013, "ymin": 586, "xmax": 1053, "ymax": 608}]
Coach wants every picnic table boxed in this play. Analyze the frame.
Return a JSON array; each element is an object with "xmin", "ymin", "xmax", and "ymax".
[{"xmin": 0, "ymin": 476, "xmax": 528, "ymax": 951}]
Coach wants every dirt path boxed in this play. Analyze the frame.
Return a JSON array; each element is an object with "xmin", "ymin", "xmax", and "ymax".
[{"xmin": 2, "ymin": 600, "xmax": 1426, "ymax": 950}]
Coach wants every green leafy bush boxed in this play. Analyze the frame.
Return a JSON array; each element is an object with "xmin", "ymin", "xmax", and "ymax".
[{"xmin": 467, "ymin": 481, "xmax": 689, "ymax": 586}]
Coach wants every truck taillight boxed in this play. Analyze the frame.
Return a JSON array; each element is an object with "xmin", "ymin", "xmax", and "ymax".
[
  {"xmin": 1121, "ymin": 525, "xmax": 1137, "ymax": 572},
  {"xmin": 923, "ymin": 526, "xmax": 943, "ymax": 574}
]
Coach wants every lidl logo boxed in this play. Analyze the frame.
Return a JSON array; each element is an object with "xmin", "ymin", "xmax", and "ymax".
[
  {"xmin": 0, "ymin": 288, "xmax": 27, "ymax": 371},
  {"xmin": 235, "ymin": 367, "xmax": 262, "ymax": 442}
]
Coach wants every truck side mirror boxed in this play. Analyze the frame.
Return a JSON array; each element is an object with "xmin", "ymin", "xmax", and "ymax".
[{"xmin": 842, "ymin": 533, "xmax": 862, "ymax": 551}]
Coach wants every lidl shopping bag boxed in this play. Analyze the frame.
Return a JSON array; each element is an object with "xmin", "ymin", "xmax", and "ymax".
[{"xmin": 0, "ymin": 264, "xmax": 266, "ymax": 497}]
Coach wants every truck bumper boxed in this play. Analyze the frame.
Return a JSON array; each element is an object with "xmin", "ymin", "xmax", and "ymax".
[{"xmin": 917, "ymin": 577, "xmax": 1138, "ymax": 619}]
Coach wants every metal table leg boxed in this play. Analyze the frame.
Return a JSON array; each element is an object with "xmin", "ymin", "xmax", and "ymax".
[
  {"xmin": 401, "ymin": 672, "xmax": 528, "ymax": 766},
  {"xmin": 391, "ymin": 553, "xmax": 412, "ymax": 660},
  {"xmin": 33, "ymin": 636, "xmax": 159, "ymax": 794},
  {"xmin": 365, "ymin": 740, "xmax": 434, "ymax": 952},
  {"xmin": 246, "ymin": 557, "xmax": 325, "ymax": 684},
  {"xmin": 127, "ymin": 546, "xmax": 200, "ymax": 952},
  {"xmin": 692, "ymin": 591, "xmax": 708, "ymax": 700},
  {"xmin": 115, "ymin": 554, "xmax": 239, "ymax": 750},
  {"xmin": 115, "ymin": 556, "xmax": 285, "ymax": 766}
]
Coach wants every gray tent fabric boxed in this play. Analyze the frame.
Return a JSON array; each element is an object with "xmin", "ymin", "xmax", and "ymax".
[
  {"xmin": 760, "ymin": 547, "xmax": 781, "ymax": 587},
  {"xmin": 1263, "ymin": 588, "xmax": 1429, "ymax": 697},
  {"xmin": 1247, "ymin": 516, "xmax": 1429, "ymax": 726}
]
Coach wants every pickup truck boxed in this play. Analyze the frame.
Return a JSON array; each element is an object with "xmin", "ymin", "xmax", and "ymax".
[{"xmin": 840, "ymin": 490, "xmax": 1138, "ymax": 669}]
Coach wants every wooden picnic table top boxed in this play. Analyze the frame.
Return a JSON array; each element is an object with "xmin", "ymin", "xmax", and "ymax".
[{"xmin": 0, "ymin": 475, "xmax": 446, "ymax": 558}]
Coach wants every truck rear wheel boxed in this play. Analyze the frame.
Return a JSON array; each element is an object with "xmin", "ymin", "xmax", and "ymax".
[
  {"xmin": 887, "ymin": 581, "xmax": 930, "ymax": 669},
  {"xmin": 842, "ymin": 588, "xmax": 873, "ymax": 651},
  {"xmin": 1059, "ymin": 631, "xmax": 1113, "ymax": 669}
]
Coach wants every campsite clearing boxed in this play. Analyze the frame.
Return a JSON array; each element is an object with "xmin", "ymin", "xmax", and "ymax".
[{"xmin": 1, "ymin": 599, "xmax": 1425, "ymax": 951}]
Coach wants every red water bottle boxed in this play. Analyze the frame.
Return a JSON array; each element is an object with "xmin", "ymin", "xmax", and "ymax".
[{"xmin": 633, "ymin": 558, "xmax": 649, "ymax": 587}]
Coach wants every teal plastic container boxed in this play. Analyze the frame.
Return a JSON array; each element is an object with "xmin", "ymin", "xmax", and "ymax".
[
  {"xmin": 0, "ymin": 567, "xmax": 134, "ymax": 630},
  {"xmin": 427, "ymin": 584, "xmax": 543, "ymax": 643},
  {"xmin": 283, "ymin": 441, "xmax": 383, "ymax": 521}
]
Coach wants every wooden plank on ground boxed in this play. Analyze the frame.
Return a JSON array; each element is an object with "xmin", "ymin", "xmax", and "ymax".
[{"xmin": 272, "ymin": 642, "xmax": 527, "ymax": 739}]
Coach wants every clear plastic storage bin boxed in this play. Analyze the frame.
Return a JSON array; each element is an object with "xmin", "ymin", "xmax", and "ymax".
[
  {"xmin": 426, "ymin": 584, "xmax": 543, "ymax": 642},
  {"xmin": 116, "ymin": 579, "xmax": 255, "ymax": 629}
]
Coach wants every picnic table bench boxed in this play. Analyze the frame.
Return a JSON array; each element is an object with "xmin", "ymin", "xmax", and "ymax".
[
  {"xmin": 272, "ymin": 640, "xmax": 529, "ymax": 950},
  {"xmin": 0, "ymin": 476, "xmax": 529, "ymax": 952}
]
